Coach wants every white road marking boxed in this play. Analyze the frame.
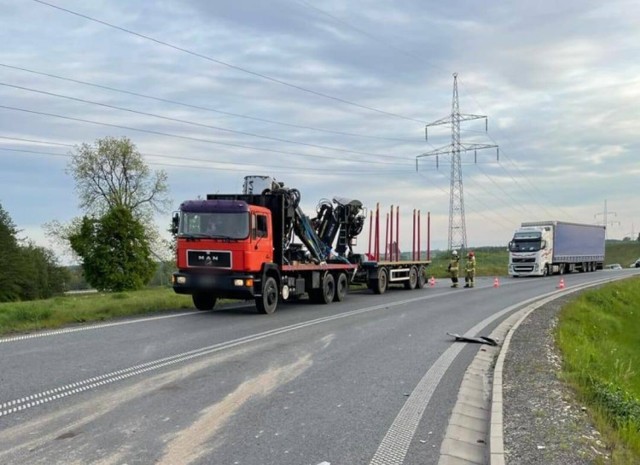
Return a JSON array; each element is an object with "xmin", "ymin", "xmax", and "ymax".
[
  {"xmin": 0, "ymin": 310, "xmax": 204, "ymax": 344},
  {"xmin": 0, "ymin": 291, "xmax": 446, "ymax": 418},
  {"xmin": 368, "ymin": 276, "xmax": 621, "ymax": 465}
]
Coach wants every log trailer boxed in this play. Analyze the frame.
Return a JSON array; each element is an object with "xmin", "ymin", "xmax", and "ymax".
[{"xmin": 171, "ymin": 176, "xmax": 431, "ymax": 314}]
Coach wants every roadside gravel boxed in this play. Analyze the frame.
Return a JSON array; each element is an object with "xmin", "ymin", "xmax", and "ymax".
[{"xmin": 502, "ymin": 295, "xmax": 611, "ymax": 464}]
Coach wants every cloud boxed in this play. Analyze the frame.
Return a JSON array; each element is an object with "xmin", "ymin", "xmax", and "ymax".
[{"xmin": 0, "ymin": 0, "xmax": 638, "ymax": 263}]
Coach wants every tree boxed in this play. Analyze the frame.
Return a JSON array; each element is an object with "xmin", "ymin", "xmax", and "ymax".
[
  {"xmin": 69, "ymin": 207, "xmax": 156, "ymax": 291},
  {"xmin": 16, "ymin": 243, "xmax": 70, "ymax": 300},
  {"xmin": 0, "ymin": 203, "xmax": 69, "ymax": 302},
  {"xmin": 52, "ymin": 136, "xmax": 171, "ymax": 289},
  {"xmin": 68, "ymin": 136, "xmax": 170, "ymax": 219},
  {"xmin": 0, "ymin": 203, "xmax": 21, "ymax": 301}
]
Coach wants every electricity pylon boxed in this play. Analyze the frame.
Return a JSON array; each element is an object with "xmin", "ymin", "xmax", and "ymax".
[
  {"xmin": 594, "ymin": 199, "xmax": 619, "ymax": 239},
  {"xmin": 416, "ymin": 73, "xmax": 498, "ymax": 252}
]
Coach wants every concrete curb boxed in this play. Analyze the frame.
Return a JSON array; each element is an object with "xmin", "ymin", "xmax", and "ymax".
[
  {"xmin": 487, "ymin": 302, "xmax": 540, "ymax": 465},
  {"xmin": 487, "ymin": 276, "xmax": 624, "ymax": 464}
]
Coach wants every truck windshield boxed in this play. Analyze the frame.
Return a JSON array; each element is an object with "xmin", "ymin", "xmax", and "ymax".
[
  {"xmin": 509, "ymin": 240, "xmax": 542, "ymax": 252},
  {"xmin": 179, "ymin": 212, "xmax": 249, "ymax": 239}
]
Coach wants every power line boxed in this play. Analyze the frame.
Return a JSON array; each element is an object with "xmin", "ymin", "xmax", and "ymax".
[
  {"xmin": 32, "ymin": 0, "xmax": 426, "ymax": 124},
  {"xmin": 0, "ymin": 135, "xmax": 74, "ymax": 147},
  {"xmin": 0, "ymin": 104, "xmax": 420, "ymax": 167},
  {"xmin": 0, "ymin": 146, "xmax": 416, "ymax": 175},
  {"xmin": 1, "ymin": 81, "xmax": 417, "ymax": 162},
  {"xmin": 415, "ymin": 171, "xmax": 515, "ymax": 233},
  {"xmin": 0, "ymin": 63, "xmax": 416, "ymax": 143}
]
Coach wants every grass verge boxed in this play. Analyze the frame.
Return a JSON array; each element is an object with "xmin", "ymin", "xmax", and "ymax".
[
  {"xmin": 0, "ymin": 288, "xmax": 195, "ymax": 337},
  {"xmin": 556, "ymin": 276, "xmax": 640, "ymax": 463}
]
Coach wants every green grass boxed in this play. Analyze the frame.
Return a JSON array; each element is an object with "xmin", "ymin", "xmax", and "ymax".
[
  {"xmin": 0, "ymin": 288, "xmax": 194, "ymax": 336},
  {"xmin": 556, "ymin": 276, "xmax": 640, "ymax": 462},
  {"xmin": 605, "ymin": 241, "xmax": 640, "ymax": 268},
  {"xmin": 426, "ymin": 246, "xmax": 508, "ymax": 279}
]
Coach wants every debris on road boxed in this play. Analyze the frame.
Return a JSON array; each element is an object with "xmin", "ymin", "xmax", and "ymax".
[{"xmin": 446, "ymin": 332, "xmax": 498, "ymax": 346}]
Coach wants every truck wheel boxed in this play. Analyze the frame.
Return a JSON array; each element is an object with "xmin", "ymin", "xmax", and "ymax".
[
  {"xmin": 334, "ymin": 272, "xmax": 348, "ymax": 302},
  {"xmin": 404, "ymin": 266, "xmax": 418, "ymax": 290},
  {"xmin": 372, "ymin": 268, "xmax": 388, "ymax": 295},
  {"xmin": 193, "ymin": 293, "xmax": 217, "ymax": 311},
  {"xmin": 256, "ymin": 276, "xmax": 278, "ymax": 314},
  {"xmin": 416, "ymin": 266, "xmax": 427, "ymax": 289},
  {"xmin": 319, "ymin": 273, "xmax": 335, "ymax": 304}
]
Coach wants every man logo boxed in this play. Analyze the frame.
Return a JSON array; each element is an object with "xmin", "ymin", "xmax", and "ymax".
[{"xmin": 203, "ymin": 253, "xmax": 219, "ymax": 266}]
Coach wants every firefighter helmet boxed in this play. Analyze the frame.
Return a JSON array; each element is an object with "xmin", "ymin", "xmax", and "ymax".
[
  {"xmin": 468, "ymin": 251, "xmax": 475, "ymax": 258},
  {"xmin": 451, "ymin": 250, "xmax": 458, "ymax": 257}
]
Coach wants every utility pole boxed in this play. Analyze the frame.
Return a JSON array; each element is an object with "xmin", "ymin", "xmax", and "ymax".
[
  {"xmin": 594, "ymin": 199, "xmax": 620, "ymax": 239},
  {"xmin": 416, "ymin": 73, "xmax": 498, "ymax": 252}
]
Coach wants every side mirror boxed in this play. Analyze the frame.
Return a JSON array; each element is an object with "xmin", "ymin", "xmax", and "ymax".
[{"xmin": 171, "ymin": 212, "xmax": 179, "ymax": 235}]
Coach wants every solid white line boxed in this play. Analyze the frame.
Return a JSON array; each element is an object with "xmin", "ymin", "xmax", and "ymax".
[
  {"xmin": 0, "ymin": 291, "xmax": 447, "ymax": 419},
  {"xmin": 0, "ymin": 310, "xmax": 207, "ymax": 344},
  {"xmin": 368, "ymin": 276, "xmax": 621, "ymax": 465}
]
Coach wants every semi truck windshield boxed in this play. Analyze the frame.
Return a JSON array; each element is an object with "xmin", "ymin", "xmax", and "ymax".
[{"xmin": 180, "ymin": 212, "xmax": 249, "ymax": 239}]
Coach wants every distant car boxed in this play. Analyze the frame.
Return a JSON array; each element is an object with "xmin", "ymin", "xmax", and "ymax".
[
  {"xmin": 630, "ymin": 259, "xmax": 640, "ymax": 268},
  {"xmin": 605, "ymin": 263, "xmax": 623, "ymax": 270}
]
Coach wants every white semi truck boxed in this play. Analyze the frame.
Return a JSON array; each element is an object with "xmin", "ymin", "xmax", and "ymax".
[{"xmin": 508, "ymin": 221, "xmax": 605, "ymax": 277}]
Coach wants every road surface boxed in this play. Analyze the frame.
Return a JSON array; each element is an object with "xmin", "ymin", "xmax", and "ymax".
[{"xmin": 0, "ymin": 270, "xmax": 635, "ymax": 465}]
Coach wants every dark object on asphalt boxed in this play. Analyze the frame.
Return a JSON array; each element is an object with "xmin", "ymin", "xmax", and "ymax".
[{"xmin": 447, "ymin": 332, "xmax": 498, "ymax": 346}]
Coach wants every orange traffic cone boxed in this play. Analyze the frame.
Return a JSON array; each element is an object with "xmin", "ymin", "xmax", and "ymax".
[
  {"xmin": 429, "ymin": 276, "xmax": 436, "ymax": 287},
  {"xmin": 493, "ymin": 277, "xmax": 500, "ymax": 288},
  {"xmin": 557, "ymin": 278, "xmax": 565, "ymax": 289}
]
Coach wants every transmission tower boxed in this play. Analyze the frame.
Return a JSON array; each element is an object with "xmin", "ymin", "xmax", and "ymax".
[
  {"xmin": 594, "ymin": 199, "xmax": 619, "ymax": 239},
  {"xmin": 416, "ymin": 73, "xmax": 498, "ymax": 251}
]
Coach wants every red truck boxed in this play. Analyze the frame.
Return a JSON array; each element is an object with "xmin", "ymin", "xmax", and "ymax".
[{"xmin": 171, "ymin": 176, "xmax": 430, "ymax": 314}]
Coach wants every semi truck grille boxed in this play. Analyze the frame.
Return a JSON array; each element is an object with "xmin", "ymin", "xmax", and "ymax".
[
  {"xmin": 187, "ymin": 250, "xmax": 232, "ymax": 268},
  {"xmin": 512, "ymin": 257, "xmax": 535, "ymax": 263}
]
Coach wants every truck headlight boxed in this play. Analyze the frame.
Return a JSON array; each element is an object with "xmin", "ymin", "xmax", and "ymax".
[{"xmin": 176, "ymin": 276, "xmax": 187, "ymax": 284}]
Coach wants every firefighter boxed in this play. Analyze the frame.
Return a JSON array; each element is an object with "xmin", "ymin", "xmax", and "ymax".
[
  {"xmin": 464, "ymin": 251, "xmax": 476, "ymax": 288},
  {"xmin": 448, "ymin": 250, "xmax": 460, "ymax": 288}
]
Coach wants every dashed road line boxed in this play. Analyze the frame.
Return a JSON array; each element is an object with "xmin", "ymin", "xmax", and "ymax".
[{"xmin": 0, "ymin": 292, "xmax": 445, "ymax": 419}]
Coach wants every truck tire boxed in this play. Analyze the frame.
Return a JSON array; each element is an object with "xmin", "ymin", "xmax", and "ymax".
[
  {"xmin": 416, "ymin": 266, "xmax": 427, "ymax": 289},
  {"xmin": 320, "ymin": 273, "xmax": 336, "ymax": 304},
  {"xmin": 193, "ymin": 293, "xmax": 217, "ymax": 311},
  {"xmin": 311, "ymin": 273, "xmax": 335, "ymax": 304},
  {"xmin": 404, "ymin": 266, "xmax": 418, "ymax": 290},
  {"xmin": 372, "ymin": 268, "xmax": 388, "ymax": 295},
  {"xmin": 334, "ymin": 272, "xmax": 348, "ymax": 302},
  {"xmin": 256, "ymin": 276, "xmax": 278, "ymax": 314}
]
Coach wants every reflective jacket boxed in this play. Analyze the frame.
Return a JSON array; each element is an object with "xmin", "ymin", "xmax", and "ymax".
[{"xmin": 465, "ymin": 257, "xmax": 476, "ymax": 273}]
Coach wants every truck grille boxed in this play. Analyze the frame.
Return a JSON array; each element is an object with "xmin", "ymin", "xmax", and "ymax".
[
  {"xmin": 187, "ymin": 250, "xmax": 232, "ymax": 268},
  {"xmin": 512, "ymin": 257, "xmax": 535, "ymax": 263}
]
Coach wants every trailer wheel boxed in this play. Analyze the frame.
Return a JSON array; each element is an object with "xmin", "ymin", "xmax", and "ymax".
[
  {"xmin": 256, "ymin": 276, "xmax": 278, "ymax": 314},
  {"xmin": 372, "ymin": 268, "xmax": 388, "ymax": 295},
  {"xmin": 404, "ymin": 266, "xmax": 418, "ymax": 290},
  {"xmin": 193, "ymin": 293, "xmax": 217, "ymax": 311},
  {"xmin": 334, "ymin": 272, "xmax": 348, "ymax": 302},
  {"xmin": 416, "ymin": 266, "xmax": 427, "ymax": 289}
]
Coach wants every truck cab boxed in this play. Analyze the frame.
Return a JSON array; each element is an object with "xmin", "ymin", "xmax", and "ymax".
[
  {"xmin": 172, "ymin": 199, "xmax": 275, "ymax": 309},
  {"xmin": 508, "ymin": 226, "xmax": 553, "ymax": 276}
]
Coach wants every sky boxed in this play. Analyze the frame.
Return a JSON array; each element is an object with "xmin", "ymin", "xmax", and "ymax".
[{"xmin": 1, "ymin": 0, "xmax": 638, "ymax": 263}]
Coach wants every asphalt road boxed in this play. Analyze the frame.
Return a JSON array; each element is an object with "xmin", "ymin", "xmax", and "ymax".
[{"xmin": 0, "ymin": 270, "xmax": 635, "ymax": 465}]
